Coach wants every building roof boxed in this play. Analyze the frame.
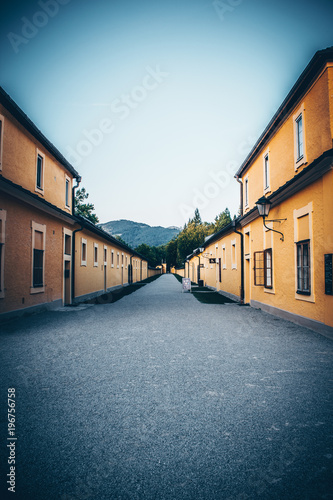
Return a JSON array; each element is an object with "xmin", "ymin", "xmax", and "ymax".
[
  {"xmin": 0, "ymin": 86, "xmax": 80, "ymax": 179},
  {"xmin": 235, "ymin": 46, "xmax": 333, "ymax": 178}
]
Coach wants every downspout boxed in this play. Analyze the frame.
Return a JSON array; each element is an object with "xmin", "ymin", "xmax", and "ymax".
[
  {"xmin": 71, "ymin": 176, "xmax": 82, "ymax": 303},
  {"xmin": 236, "ymin": 176, "xmax": 243, "ymax": 217},
  {"xmin": 71, "ymin": 225, "xmax": 84, "ymax": 302},
  {"xmin": 232, "ymin": 219, "xmax": 244, "ymax": 304},
  {"xmin": 129, "ymin": 255, "xmax": 133, "ymax": 284}
]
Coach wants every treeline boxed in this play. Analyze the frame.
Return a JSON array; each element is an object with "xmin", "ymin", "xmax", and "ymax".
[{"xmin": 135, "ymin": 208, "xmax": 233, "ymax": 269}]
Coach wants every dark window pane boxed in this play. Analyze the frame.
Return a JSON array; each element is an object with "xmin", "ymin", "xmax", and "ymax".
[{"xmin": 33, "ymin": 249, "xmax": 44, "ymax": 287}]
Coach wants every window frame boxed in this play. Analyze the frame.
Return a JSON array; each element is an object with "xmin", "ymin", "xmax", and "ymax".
[
  {"xmin": 35, "ymin": 150, "xmax": 45, "ymax": 193},
  {"xmin": 222, "ymin": 245, "xmax": 226, "ymax": 269},
  {"xmin": 0, "ymin": 114, "xmax": 4, "ymax": 171},
  {"xmin": 293, "ymin": 104, "xmax": 307, "ymax": 170},
  {"xmin": 244, "ymin": 176, "xmax": 249, "ymax": 209},
  {"xmin": 81, "ymin": 238, "xmax": 87, "ymax": 266},
  {"xmin": 111, "ymin": 249, "xmax": 114, "ymax": 268},
  {"xmin": 296, "ymin": 240, "xmax": 311, "ymax": 295},
  {"xmin": 254, "ymin": 248, "xmax": 273, "ymax": 288},
  {"xmin": 231, "ymin": 238, "xmax": 237, "ymax": 270},
  {"xmin": 93, "ymin": 243, "xmax": 99, "ymax": 267},
  {"xmin": 65, "ymin": 175, "xmax": 71, "ymax": 209},
  {"xmin": 263, "ymin": 150, "xmax": 270, "ymax": 193},
  {"xmin": 31, "ymin": 221, "xmax": 46, "ymax": 294},
  {"xmin": 103, "ymin": 245, "xmax": 107, "ymax": 266},
  {"xmin": 0, "ymin": 209, "xmax": 7, "ymax": 298}
]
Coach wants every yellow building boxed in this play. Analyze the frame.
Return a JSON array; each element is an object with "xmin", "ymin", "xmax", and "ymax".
[
  {"xmin": 0, "ymin": 87, "xmax": 151, "ymax": 319},
  {"xmin": 185, "ymin": 47, "xmax": 333, "ymax": 335},
  {"xmin": 236, "ymin": 46, "xmax": 333, "ymax": 333}
]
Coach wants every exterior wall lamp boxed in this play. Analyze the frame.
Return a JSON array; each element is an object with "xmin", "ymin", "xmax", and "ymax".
[{"xmin": 256, "ymin": 196, "xmax": 287, "ymax": 241}]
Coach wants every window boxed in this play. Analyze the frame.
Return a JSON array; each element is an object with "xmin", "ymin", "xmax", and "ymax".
[
  {"xmin": 218, "ymin": 258, "xmax": 222, "ymax": 283},
  {"xmin": 244, "ymin": 177, "xmax": 249, "ymax": 208},
  {"xmin": 296, "ymin": 114, "xmax": 303, "ymax": 160},
  {"xmin": 117, "ymin": 252, "xmax": 120, "ymax": 268},
  {"xmin": 104, "ymin": 246, "xmax": 107, "ymax": 265},
  {"xmin": 231, "ymin": 239, "xmax": 237, "ymax": 269},
  {"xmin": 222, "ymin": 245, "xmax": 226, "ymax": 269},
  {"xmin": 0, "ymin": 114, "xmax": 4, "ymax": 170},
  {"xmin": 125, "ymin": 255, "xmax": 128, "ymax": 269},
  {"xmin": 31, "ymin": 221, "xmax": 46, "ymax": 292},
  {"xmin": 81, "ymin": 238, "xmax": 87, "ymax": 266},
  {"xmin": 36, "ymin": 151, "xmax": 44, "ymax": 192},
  {"xmin": 121, "ymin": 253, "xmax": 124, "ymax": 267},
  {"xmin": 0, "ymin": 209, "xmax": 6, "ymax": 298},
  {"xmin": 293, "ymin": 105, "xmax": 306, "ymax": 169},
  {"xmin": 111, "ymin": 250, "xmax": 114, "ymax": 267},
  {"xmin": 65, "ymin": 176, "xmax": 71, "ymax": 208},
  {"xmin": 63, "ymin": 234, "xmax": 70, "ymax": 255},
  {"xmin": 254, "ymin": 249, "xmax": 273, "ymax": 288},
  {"xmin": 94, "ymin": 243, "xmax": 98, "ymax": 267},
  {"xmin": 264, "ymin": 153, "xmax": 269, "ymax": 191},
  {"xmin": 297, "ymin": 241, "xmax": 310, "ymax": 294}
]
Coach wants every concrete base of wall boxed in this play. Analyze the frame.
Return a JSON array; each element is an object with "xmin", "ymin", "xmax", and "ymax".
[
  {"xmin": 0, "ymin": 299, "xmax": 63, "ymax": 322},
  {"xmin": 251, "ymin": 300, "xmax": 333, "ymax": 340},
  {"xmin": 206, "ymin": 285, "xmax": 241, "ymax": 303},
  {"xmin": 73, "ymin": 283, "xmax": 129, "ymax": 304}
]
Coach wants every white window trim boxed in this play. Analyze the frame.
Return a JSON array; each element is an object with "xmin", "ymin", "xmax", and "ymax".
[
  {"xmin": 231, "ymin": 238, "xmax": 237, "ymax": 270},
  {"xmin": 263, "ymin": 225, "xmax": 275, "ymax": 294},
  {"xmin": 222, "ymin": 244, "xmax": 226, "ymax": 269},
  {"xmin": 111, "ymin": 249, "xmax": 114, "ymax": 268},
  {"xmin": 81, "ymin": 238, "xmax": 87, "ymax": 266},
  {"xmin": 35, "ymin": 149, "xmax": 45, "ymax": 194},
  {"xmin": 293, "ymin": 202, "xmax": 314, "ymax": 302},
  {"xmin": 31, "ymin": 221, "xmax": 46, "ymax": 294},
  {"xmin": 263, "ymin": 149, "xmax": 270, "ymax": 194},
  {"xmin": 244, "ymin": 226, "xmax": 251, "ymax": 259},
  {"xmin": 0, "ymin": 209, "xmax": 7, "ymax": 298},
  {"xmin": 103, "ymin": 245, "xmax": 107, "ymax": 266},
  {"xmin": 121, "ymin": 252, "xmax": 124, "ymax": 268},
  {"xmin": 63, "ymin": 228, "xmax": 72, "ymax": 259},
  {"xmin": 0, "ymin": 114, "xmax": 4, "ymax": 171},
  {"xmin": 117, "ymin": 252, "xmax": 120, "ymax": 269},
  {"xmin": 293, "ymin": 103, "xmax": 307, "ymax": 171},
  {"xmin": 93, "ymin": 243, "xmax": 99, "ymax": 267},
  {"xmin": 65, "ymin": 175, "xmax": 71, "ymax": 209},
  {"xmin": 125, "ymin": 255, "xmax": 128, "ymax": 269},
  {"xmin": 244, "ymin": 175, "xmax": 249, "ymax": 209}
]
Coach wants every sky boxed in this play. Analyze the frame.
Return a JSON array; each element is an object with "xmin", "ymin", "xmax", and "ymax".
[{"xmin": 1, "ymin": 0, "xmax": 333, "ymax": 228}]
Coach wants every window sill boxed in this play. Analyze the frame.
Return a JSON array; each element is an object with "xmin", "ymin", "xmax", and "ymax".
[
  {"xmin": 30, "ymin": 287, "xmax": 45, "ymax": 294},
  {"xmin": 81, "ymin": 262, "xmax": 87, "ymax": 267},
  {"xmin": 93, "ymin": 263, "xmax": 98, "ymax": 267},
  {"xmin": 264, "ymin": 288, "xmax": 275, "ymax": 294},
  {"xmin": 295, "ymin": 293, "xmax": 315, "ymax": 303},
  {"xmin": 35, "ymin": 188, "xmax": 44, "ymax": 195}
]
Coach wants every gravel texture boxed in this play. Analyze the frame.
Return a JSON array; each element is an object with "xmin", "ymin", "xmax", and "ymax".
[{"xmin": 0, "ymin": 274, "xmax": 332, "ymax": 499}]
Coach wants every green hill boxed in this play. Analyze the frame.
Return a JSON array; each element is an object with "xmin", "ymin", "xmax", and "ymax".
[{"xmin": 99, "ymin": 220, "xmax": 180, "ymax": 248}]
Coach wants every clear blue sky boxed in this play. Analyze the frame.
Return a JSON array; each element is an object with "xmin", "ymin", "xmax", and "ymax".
[{"xmin": 1, "ymin": 0, "xmax": 333, "ymax": 228}]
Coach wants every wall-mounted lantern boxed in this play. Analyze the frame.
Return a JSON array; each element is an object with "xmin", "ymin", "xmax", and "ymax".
[{"xmin": 255, "ymin": 196, "xmax": 287, "ymax": 241}]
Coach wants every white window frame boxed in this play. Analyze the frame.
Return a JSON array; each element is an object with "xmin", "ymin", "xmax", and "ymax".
[
  {"xmin": 65, "ymin": 175, "xmax": 71, "ymax": 209},
  {"xmin": 263, "ymin": 149, "xmax": 270, "ymax": 193},
  {"xmin": 231, "ymin": 238, "xmax": 237, "ymax": 270},
  {"xmin": 244, "ymin": 176, "xmax": 249, "ymax": 209},
  {"xmin": 121, "ymin": 252, "xmax": 124, "ymax": 268},
  {"xmin": 293, "ymin": 103, "xmax": 307, "ymax": 170},
  {"xmin": 293, "ymin": 202, "xmax": 314, "ymax": 302},
  {"xmin": 117, "ymin": 252, "xmax": 120, "ymax": 269},
  {"xmin": 31, "ymin": 221, "xmax": 46, "ymax": 294},
  {"xmin": 222, "ymin": 244, "xmax": 226, "ymax": 269},
  {"xmin": 111, "ymin": 249, "xmax": 114, "ymax": 268},
  {"xmin": 0, "ymin": 114, "xmax": 4, "ymax": 171},
  {"xmin": 125, "ymin": 255, "xmax": 128, "ymax": 269},
  {"xmin": 81, "ymin": 238, "xmax": 87, "ymax": 266},
  {"xmin": 0, "ymin": 209, "xmax": 7, "ymax": 298},
  {"xmin": 103, "ymin": 245, "xmax": 107, "ymax": 266},
  {"xmin": 35, "ymin": 149, "xmax": 45, "ymax": 194},
  {"xmin": 93, "ymin": 243, "xmax": 99, "ymax": 267}
]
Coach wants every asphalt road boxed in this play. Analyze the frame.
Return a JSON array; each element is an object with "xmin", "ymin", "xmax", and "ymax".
[{"xmin": 0, "ymin": 274, "xmax": 332, "ymax": 500}]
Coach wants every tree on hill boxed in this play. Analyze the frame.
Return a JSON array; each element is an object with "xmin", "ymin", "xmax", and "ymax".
[
  {"xmin": 74, "ymin": 187, "xmax": 99, "ymax": 224},
  {"xmin": 213, "ymin": 207, "xmax": 232, "ymax": 232},
  {"xmin": 135, "ymin": 243, "xmax": 166, "ymax": 268}
]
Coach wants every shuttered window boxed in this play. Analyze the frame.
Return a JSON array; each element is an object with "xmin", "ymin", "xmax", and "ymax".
[
  {"xmin": 254, "ymin": 249, "xmax": 273, "ymax": 288},
  {"xmin": 297, "ymin": 240, "xmax": 310, "ymax": 294}
]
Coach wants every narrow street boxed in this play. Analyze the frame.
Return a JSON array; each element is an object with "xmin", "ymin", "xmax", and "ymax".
[{"xmin": 0, "ymin": 274, "xmax": 332, "ymax": 500}]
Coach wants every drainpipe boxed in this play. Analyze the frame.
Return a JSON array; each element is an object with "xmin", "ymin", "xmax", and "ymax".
[
  {"xmin": 232, "ymin": 219, "xmax": 244, "ymax": 304},
  {"xmin": 129, "ymin": 255, "xmax": 133, "ymax": 284},
  {"xmin": 71, "ymin": 176, "xmax": 82, "ymax": 303},
  {"xmin": 72, "ymin": 176, "xmax": 82, "ymax": 214},
  {"xmin": 71, "ymin": 225, "xmax": 84, "ymax": 302},
  {"xmin": 236, "ymin": 176, "xmax": 243, "ymax": 217}
]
